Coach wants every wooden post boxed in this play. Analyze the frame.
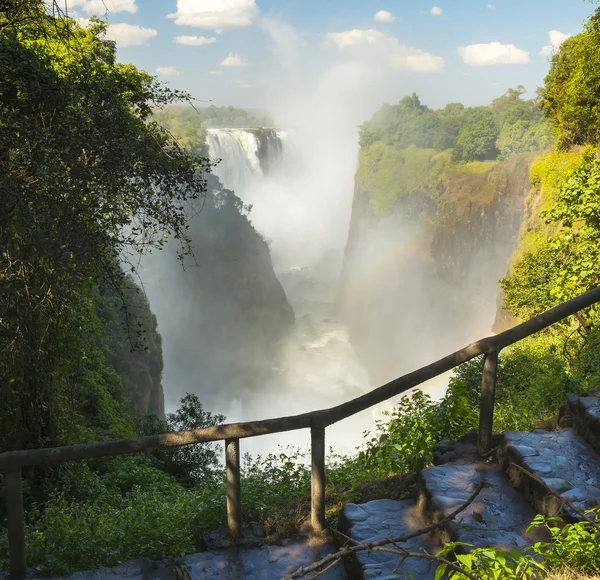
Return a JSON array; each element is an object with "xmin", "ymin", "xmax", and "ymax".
[
  {"xmin": 6, "ymin": 468, "xmax": 26, "ymax": 578},
  {"xmin": 478, "ymin": 350, "xmax": 499, "ymax": 456},
  {"xmin": 311, "ymin": 426, "xmax": 326, "ymax": 532},
  {"xmin": 225, "ymin": 438, "xmax": 242, "ymax": 540}
]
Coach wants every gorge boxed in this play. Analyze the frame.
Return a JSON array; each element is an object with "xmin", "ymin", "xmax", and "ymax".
[{"xmin": 142, "ymin": 111, "xmax": 538, "ymax": 454}]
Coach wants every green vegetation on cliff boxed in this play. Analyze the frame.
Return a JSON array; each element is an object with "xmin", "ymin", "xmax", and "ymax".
[
  {"xmin": 541, "ymin": 8, "xmax": 600, "ymax": 150},
  {"xmin": 359, "ymin": 86, "xmax": 551, "ymax": 165}
]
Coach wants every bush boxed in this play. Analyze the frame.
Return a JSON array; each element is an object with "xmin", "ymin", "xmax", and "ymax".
[
  {"xmin": 361, "ymin": 390, "xmax": 478, "ymax": 473},
  {"xmin": 449, "ymin": 334, "xmax": 575, "ymax": 432},
  {"xmin": 136, "ymin": 393, "xmax": 225, "ymax": 488}
]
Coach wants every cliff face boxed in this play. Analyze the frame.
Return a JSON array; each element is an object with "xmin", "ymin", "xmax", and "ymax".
[
  {"xmin": 338, "ymin": 147, "xmax": 538, "ymax": 385},
  {"xmin": 143, "ymin": 177, "xmax": 295, "ymax": 412}
]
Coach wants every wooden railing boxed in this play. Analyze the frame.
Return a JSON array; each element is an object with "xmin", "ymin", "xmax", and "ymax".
[{"xmin": 2, "ymin": 286, "xmax": 600, "ymax": 577}]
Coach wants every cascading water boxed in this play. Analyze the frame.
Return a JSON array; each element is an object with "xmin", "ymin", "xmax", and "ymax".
[
  {"xmin": 206, "ymin": 128, "xmax": 286, "ymax": 195},
  {"xmin": 207, "ymin": 127, "xmax": 382, "ymax": 455}
]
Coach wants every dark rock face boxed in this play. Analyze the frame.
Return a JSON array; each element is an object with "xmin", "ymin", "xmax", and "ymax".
[
  {"xmin": 103, "ymin": 277, "xmax": 165, "ymax": 418},
  {"xmin": 142, "ymin": 179, "xmax": 294, "ymax": 411},
  {"xmin": 337, "ymin": 153, "xmax": 536, "ymax": 386},
  {"xmin": 338, "ymin": 499, "xmax": 440, "ymax": 579},
  {"xmin": 498, "ymin": 428, "xmax": 600, "ymax": 518}
]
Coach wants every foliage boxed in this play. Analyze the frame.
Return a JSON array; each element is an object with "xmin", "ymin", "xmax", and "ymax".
[
  {"xmin": 497, "ymin": 120, "xmax": 553, "ymax": 160},
  {"xmin": 355, "ymin": 142, "xmax": 448, "ymax": 215},
  {"xmin": 241, "ymin": 450, "xmax": 311, "ymax": 530},
  {"xmin": 136, "ymin": 394, "xmax": 225, "ymax": 488},
  {"xmin": 437, "ymin": 508, "xmax": 600, "ymax": 579},
  {"xmin": 359, "ymin": 86, "xmax": 550, "ymax": 164},
  {"xmin": 540, "ymin": 8, "xmax": 600, "ymax": 150},
  {"xmin": 361, "ymin": 390, "xmax": 478, "ymax": 473},
  {"xmin": 437, "ymin": 543, "xmax": 543, "ymax": 579},
  {"xmin": 452, "ymin": 108, "xmax": 499, "ymax": 162},
  {"xmin": 502, "ymin": 148, "xmax": 600, "ymax": 319},
  {"xmin": 449, "ymin": 334, "xmax": 574, "ymax": 432},
  {"xmin": 528, "ymin": 509, "xmax": 600, "ymax": 574},
  {"xmin": 0, "ymin": 12, "xmax": 208, "ymax": 453}
]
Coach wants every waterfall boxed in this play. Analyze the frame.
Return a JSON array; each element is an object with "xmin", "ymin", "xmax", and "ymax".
[{"xmin": 206, "ymin": 128, "xmax": 286, "ymax": 194}]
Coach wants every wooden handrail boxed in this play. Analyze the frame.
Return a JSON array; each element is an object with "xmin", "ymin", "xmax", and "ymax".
[{"xmin": 3, "ymin": 285, "xmax": 600, "ymax": 577}]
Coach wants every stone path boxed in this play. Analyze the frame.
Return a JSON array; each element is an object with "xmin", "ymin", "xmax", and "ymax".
[
  {"xmin": 16, "ymin": 541, "xmax": 347, "ymax": 580},
  {"xmin": 340, "ymin": 393, "xmax": 600, "ymax": 578}
]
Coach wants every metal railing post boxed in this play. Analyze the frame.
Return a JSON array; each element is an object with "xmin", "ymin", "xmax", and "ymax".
[
  {"xmin": 478, "ymin": 350, "xmax": 499, "ymax": 456},
  {"xmin": 6, "ymin": 468, "xmax": 26, "ymax": 578},
  {"xmin": 311, "ymin": 426, "xmax": 326, "ymax": 532},
  {"xmin": 225, "ymin": 438, "xmax": 242, "ymax": 540}
]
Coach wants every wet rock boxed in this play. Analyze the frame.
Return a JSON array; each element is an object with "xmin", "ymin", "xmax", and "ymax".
[
  {"xmin": 499, "ymin": 429, "xmax": 600, "ymax": 519},
  {"xmin": 338, "ymin": 499, "xmax": 440, "ymax": 579},
  {"xmin": 8, "ymin": 541, "xmax": 347, "ymax": 580},
  {"xmin": 180, "ymin": 542, "xmax": 346, "ymax": 580},
  {"xmin": 418, "ymin": 463, "xmax": 542, "ymax": 551},
  {"xmin": 433, "ymin": 439, "xmax": 455, "ymax": 462},
  {"xmin": 559, "ymin": 394, "xmax": 600, "ymax": 455}
]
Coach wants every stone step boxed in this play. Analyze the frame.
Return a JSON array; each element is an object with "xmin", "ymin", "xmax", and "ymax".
[
  {"xmin": 338, "ymin": 499, "xmax": 441, "ymax": 579},
  {"xmin": 498, "ymin": 428, "xmax": 600, "ymax": 519},
  {"xmin": 418, "ymin": 462, "xmax": 542, "ymax": 552},
  {"xmin": 11, "ymin": 541, "xmax": 347, "ymax": 580},
  {"xmin": 560, "ymin": 393, "xmax": 600, "ymax": 454}
]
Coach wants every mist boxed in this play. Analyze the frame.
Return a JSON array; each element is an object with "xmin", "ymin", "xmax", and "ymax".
[{"xmin": 141, "ymin": 16, "xmax": 522, "ymax": 457}]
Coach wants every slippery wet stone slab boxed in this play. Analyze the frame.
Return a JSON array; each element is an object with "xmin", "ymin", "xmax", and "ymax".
[
  {"xmin": 499, "ymin": 428, "xmax": 600, "ymax": 519},
  {"xmin": 338, "ymin": 499, "xmax": 441, "ymax": 580},
  {"xmin": 7, "ymin": 542, "xmax": 347, "ymax": 580},
  {"xmin": 560, "ymin": 394, "xmax": 600, "ymax": 455},
  {"xmin": 418, "ymin": 463, "xmax": 540, "ymax": 552},
  {"xmin": 180, "ymin": 542, "xmax": 347, "ymax": 580}
]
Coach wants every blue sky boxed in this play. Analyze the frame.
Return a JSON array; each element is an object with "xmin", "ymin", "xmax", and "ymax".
[{"xmin": 67, "ymin": 0, "xmax": 596, "ymax": 117}]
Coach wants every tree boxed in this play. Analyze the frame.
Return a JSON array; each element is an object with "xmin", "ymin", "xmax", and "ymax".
[
  {"xmin": 540, "ymin": 8, "xmax": 600, "ymax": 149},
  {"xmin": 0, "ymin": 11, "xmax": 210, "ymax": 449},
  {"xmin": 137, "ymin": 394, "xmax": 225, "ymax": 488},
  {"xmin": 497, "ymin": 120, "xmax": 553, "ymax": 159},
  {"xmin": 452, "ymin": 108, "xmax": 499, "ymax": 162}
]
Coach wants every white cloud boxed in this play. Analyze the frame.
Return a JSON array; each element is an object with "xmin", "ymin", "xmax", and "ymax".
[
  {"xmin": 104, "ymin": 23, "xmax": 157, "ymax": 47},
  {"xmin": 66, "ymin": 0, "xmax": 136, "ymax": 13},
  {"xmin": 458, "ymin": 42, "xmax": 530, "ymax": 65},
  {"xmin": 326, "ymin": 29, "xmax": 444, "ymax": 72},
  {"xmin": 430, "ymin": 6, "xmax": 443, "ymax": 15},
  {"xmin": 487, "ymin": 3, "xmax": 496, "ymax": 8},
  {"xmin": 326, "ymin": 29, "xmax": 383, "ymax": 48},
  {"xmin": 209, "ymin": 70, "xmax": 224, "ymax": 75},
  {"xmin": 167, "ymin": 0, "xmax": 258, "ymax": 31},
  {"xmin": 173, "ymin": 35, "xmax": 217, "ymax": 45},
  {"xmin": 236, "ymin": 79, "xmax": 252, "ymax": 88},
  {"xmin": 220, "ymin": 52, "xmax": 246, "ymax": 66},
  {"xmin": 540, "ymin": 30, "xmax": 571, "ymax": 56},
  {"xmin": 156, "ymin": 66, "xmax": 180, "ymax": 76},
  {"xmin": 373, "ymin": 10, "xmax": 395, "ymax": 23}
]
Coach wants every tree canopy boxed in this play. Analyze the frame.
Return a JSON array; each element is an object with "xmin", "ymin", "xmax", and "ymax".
[
  {"xmin": 540, "ymin": 8, "xmax": 600, "ymax": 150},
  {"xmin": 359, "ymin": 86, "xmax": 551, "ymax": 163},
  {"xmin": 0, "ymin": 8, "xmax": 209, "ymax": 449}
]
